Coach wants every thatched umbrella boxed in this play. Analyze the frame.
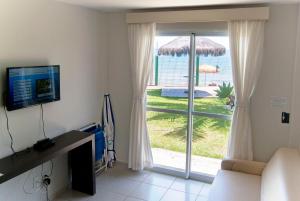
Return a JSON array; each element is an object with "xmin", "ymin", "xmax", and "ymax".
[
  {"xmin": 156, "ymin": 36, "xmax": 225, "ymax": 86},
  {"xmin": 158, "ymin": 37, "xmax": 226, "ymax": 57},
  {"xmin": 199, "ymin": 64, "xmax": 220, "ymax": 86}
]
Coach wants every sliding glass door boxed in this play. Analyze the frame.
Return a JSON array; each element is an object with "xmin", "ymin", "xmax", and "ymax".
[
  {"xmin": 147, "ymin": 36, "xmax": 190, "ymax": 173},
  {"xmin": 190, "ymin": 36, "xmax": 233, "ymax": 178},
  {"xmin": 147, "ymin": 34, "xmax": 233, "ymax": 180}
]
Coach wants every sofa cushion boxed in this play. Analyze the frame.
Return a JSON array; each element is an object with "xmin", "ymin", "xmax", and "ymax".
[
  {"xmin": 261, "ymin": 148, "xmax": 300, "ymax": 201},
  {"xmin": 208, "ymin": 170, "xmax": 261, "ymax": 201},
  {"xmin": 221, "ymin": 159, "xmax": 266, "ymax": 176}
]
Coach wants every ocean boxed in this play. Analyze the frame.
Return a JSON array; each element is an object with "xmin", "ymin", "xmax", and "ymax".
[{"xmin": 153, "ymin": 50, "xmax": 233, "ymax": 87}]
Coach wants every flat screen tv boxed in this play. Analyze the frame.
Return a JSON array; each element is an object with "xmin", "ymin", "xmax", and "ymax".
[{"xmin": 6, "ymin": 65, "xmax": 60, "ymax": 111}]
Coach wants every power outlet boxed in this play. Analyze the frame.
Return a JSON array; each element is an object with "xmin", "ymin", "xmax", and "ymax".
[{"xmin": 42, "ymin": 175, "xmax": 51, "ymax": 186}]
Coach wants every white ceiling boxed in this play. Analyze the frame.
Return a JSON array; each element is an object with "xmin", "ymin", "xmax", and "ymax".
[{"xmin": 57, "ymin": 0, "xmax": 299, "ymax": 11}]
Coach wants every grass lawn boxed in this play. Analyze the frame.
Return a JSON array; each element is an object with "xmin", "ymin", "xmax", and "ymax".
[{"xmin": 147, "ymin": 89, "xmax": 232, "ymax": 159}]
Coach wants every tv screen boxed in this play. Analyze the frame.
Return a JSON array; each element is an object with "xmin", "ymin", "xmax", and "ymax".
[{"xmin": 6, "ymin": 65, "xmax": 60, "ymax": 111}]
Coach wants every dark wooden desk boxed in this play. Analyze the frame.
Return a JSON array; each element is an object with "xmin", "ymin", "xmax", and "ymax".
[{"xmin": 0, "ymin": 130, "xmax": 95, "ymax": 195}]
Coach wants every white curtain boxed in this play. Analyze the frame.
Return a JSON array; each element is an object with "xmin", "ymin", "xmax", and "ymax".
[
  {"xmin": 128, "ymin": 23, "xmax": 156, "ymax": 171},
  {"xmin": 227, "ymin": 20, "xmax": 265, "ymax": 160}
]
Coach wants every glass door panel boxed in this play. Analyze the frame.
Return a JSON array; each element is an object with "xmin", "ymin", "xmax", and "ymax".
[
  {"xmin": 191, "ymin": 36, "xmax": 233, "ymax": 177},
  {"xmin": 193, "ymin": 36, "xmax": 233, "ymax": 114},
  {"xmin": 147, "ymin": 111, "xmax": 187, "ymax": 171},
  {"xmin": 147, "ymin": 36, "xmax": 190, "ymax": 171},
  {"xmin": 147, "ymin": 36, "xmax": 190, "ymax": 111},
  {"xmin": 191, "ymin": 116, "xmax": 231, "ymax": 176}
]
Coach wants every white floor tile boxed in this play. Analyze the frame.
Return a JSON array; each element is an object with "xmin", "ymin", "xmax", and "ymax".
[
  {"xmin": 170, "ymin": 178, "xmax": 205, "ymax": 194},
  {"xmin": 161, "ymin": 190, "xmax": 197, "ymax": 201},
  {"xmin": 198, "ymin": 184, "xmax": 211, "ymax": 197},
  {"xmin": 124, "ymin": 197, "xmax": 145, "ymax": 201},
  {"xmin": 127, "ymin": 171, "xmax": 151, "ymax": 182},
  {"xmin": 196, "ymin": 195, "xmax": 208, "ymax": 201},
  {"xmin": 112, "ymin": 169, "xmax": 151, "ymax": 182},
  {"xmin": 144, "ymin": 172, "xmax": 175, "ymax": 188},
  {"xmin": 103, "ymin": 178, "xmax": 141, "ymax": 196},
  {"xmin": 130, "ymin": 183, "xmax": 167, "ymax": 201},
  {"xmin": 55, "ymin": 164, "xmax": 210, "ymax": 201},
  {"xmin": 89, "ymin": 189, "xmax": 125, "ymax": 201},
  {"xmin": 96, "ymin": 168, "xmax": 150, "ymax": 184},
  {"xmin": 57, "ymin": 190, "xmax": 91, "ymax": 201}
]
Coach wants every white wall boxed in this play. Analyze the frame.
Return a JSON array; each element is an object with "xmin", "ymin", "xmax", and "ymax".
[
  {"xmin": 289, "ymin": 5, "xmax": 300, "ymax": 150},
  {"xmin": 107, "ymin": 13, "xmax": 132, "ymax": 163},
  {"xmin": 0, "ymin": 0, "xmax": 108, "ymax": 200},
  {"xmin": 107, "ymin": 4, "xmax": 300, "ymax": 163},
  {"xmin": 252, "ymin": 4, "xmax": 299, "ymax": 161}
]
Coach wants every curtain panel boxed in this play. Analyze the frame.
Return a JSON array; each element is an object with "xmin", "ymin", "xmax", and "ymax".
[
  {"xmin": 227, "ymin": 20, "xmax": 265, "ymax": 160},
  {"xmin": 128, "ymin": 23, "xmax": 156, "ymax": 171}
]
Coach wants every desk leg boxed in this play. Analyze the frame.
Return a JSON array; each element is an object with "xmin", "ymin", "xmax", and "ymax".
[{"xmin": 70, "ymin": 139, "xmax": 95, "ymax": 195}]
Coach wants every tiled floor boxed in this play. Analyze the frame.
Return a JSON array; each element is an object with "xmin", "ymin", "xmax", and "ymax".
[{"xmin": 55, "ymin": 163, "xmax": 211, "ymax": 201}]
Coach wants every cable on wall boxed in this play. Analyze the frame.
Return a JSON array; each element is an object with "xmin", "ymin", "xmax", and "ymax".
[
  {"xmin": 41, "ymin": 160, "xmax": 54, "ymax": 177},
  {"xmin": 22, "ymin": 170, "xmax": 34, "ymax": 195},
  {"xmin": 40, "ymin": 104, "xmax": 53, "ymax": 200},
  {"xmin": 46, "ymin": 186, "xmax": 50, "ymax": 201},
  {"xmin": 41, "ymin": 160, "xmax": 54, "ymax": 201},
  {"xmin": 4, "ymin": 106, "xmax": 16, "ymax": 154},
  {"xmin": 40, "ymin": 104, "xmax": 47, "ymax": 139}
]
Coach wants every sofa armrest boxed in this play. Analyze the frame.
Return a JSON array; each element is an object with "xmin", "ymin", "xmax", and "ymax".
[{"xmin": 221, "ymin": 159, "xmax": 267, "ymax": 176}]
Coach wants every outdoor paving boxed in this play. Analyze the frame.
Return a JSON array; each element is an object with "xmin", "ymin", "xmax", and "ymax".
[
  {"xmin": 148, "ymin": 86, "xmax": 218, "ymax": 98},
  {"xmin": 152, "ymin": 148, "xmax": 221, "ymax": 176}
]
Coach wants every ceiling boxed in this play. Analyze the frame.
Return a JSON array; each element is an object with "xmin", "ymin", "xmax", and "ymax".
[{"xmin": 57, "ymin": 0, "xmax": 299, "ymax": 11}]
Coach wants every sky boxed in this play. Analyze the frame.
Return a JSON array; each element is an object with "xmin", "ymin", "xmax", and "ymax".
[{"xmin": 155, "ymin": 36, "xmax": 230, "ymax": 50}]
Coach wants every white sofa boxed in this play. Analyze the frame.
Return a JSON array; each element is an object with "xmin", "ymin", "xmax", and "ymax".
[{"xmin": 208, "ymin": 148, "xmax": 300, "ymax": 201}]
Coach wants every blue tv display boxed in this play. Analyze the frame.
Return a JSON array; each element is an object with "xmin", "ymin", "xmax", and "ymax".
[{"xmin": 6, "ymin": 65, "xmax": 60, "ymax": 111}]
